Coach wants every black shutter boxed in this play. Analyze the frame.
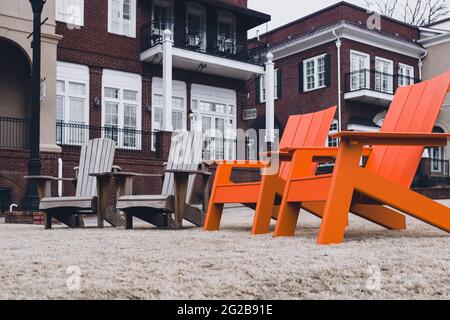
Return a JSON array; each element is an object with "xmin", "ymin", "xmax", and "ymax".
[
  {"xmin": 325, "ymin": 54, "xmax": 331, "ymax": 87},
  {"xmin": 299, "ymin": 60, "xmax": 304, "ymax": 93},
  {"xmin": 256, "ymin": 75, "xmax": 261, "ymax": 104},
  {"xmin": 276, "ymin": 69, "xmax": 282, "ymax": 99}
]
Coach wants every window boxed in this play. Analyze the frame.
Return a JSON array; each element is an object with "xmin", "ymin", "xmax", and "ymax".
[
  {"xmin": 259, "ymin": 69, "xmax": 280, "ymax": 103},
  {"xmin": 217, "ymin": 11, "xmax": 236, "ymax": 54},
  {"xmin": 108, "ymin": 0, "xmax": 136, "ymax": 37},
  {"xmin": 102, "ymin": 70, "xmax": 142, "ymax": 149},
  {"xmin": 429, "ymin": 127, "xmax": 446, "ymax": 174},
  {"xmin": 56, "ymin": 62, "xmax": 89, "ymax": 145},
  {"xmin": 350, "ymin": 51, "xmax": 370, "ymax": 91},
  {"xmin": 398, "ymin": 64, "xmax": 415, "ymax": 87},
  {"xmin": 191, "ymin": 84, "xmax": 237, "ymax": 161},
  {"xmin": 152, "ymin": 95, "xmax": 186, "ymax": 131},
  {"xmin": 327, "ymin": 120, "xmax": 339, "ymax": 147},
  {"xmin": 375, "ymin": 57, "xmax": 394, "ymax": 94},
  {"xmin": 303, "ymin": 55, "xmax": 327, "ymax": 92},
  {"xmin": 186, "ymin": 2, "xmax": 206, "ymax": 50},
  {"xmin": 153, "ymin": 0, "xmax": 173, "ymax": 35},
  {"xmin": 56, "ymin": 0, "xmax": 84, "ymax": 26}
]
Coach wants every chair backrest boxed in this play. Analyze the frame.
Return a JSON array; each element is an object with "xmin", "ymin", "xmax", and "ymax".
[
  {"xmin": 365, "ymin": 70, "xmax": 450, "ymax": 188},
  {"xmin": 162, "ymin": 131, "xmax": 203, "ymax": 202},
  {"xmin": 278, "ymin": 106, "xmax": 337, "ymax": 180},
  {"xmin": 76, "ymin": 138, "xmax": 116, "ymax": 197}
]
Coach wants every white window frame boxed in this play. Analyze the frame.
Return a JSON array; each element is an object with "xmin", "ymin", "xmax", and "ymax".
[
  {"xmin": 102, "ymin": 70, "xmax": 142, "ymax": 150},
  {"xmin": 191, "ymin": 84, "xmax": 237, "ymax": 161},
  {"xmin": 259, "ymin": 69, "xmax": 279, "ymax": 103},
  {"xmin": 398, "ymin": 63, "xmax": 415, "ymax": 87},
  {"xmin": 303, "ymin": 54, "xmax": 327, "ymax": 92},
  {"xmin": 374, "ymin": 56, "xmax": 394, "ymax": 93},
  {"xmin": 56, "ymin": 0, "xmax": 85, "ymax": 26},
  {"xmin": 56, "ymin": 62, "xmax": 90, "ymax": 146},
  {"xmin": 327, "ymin": 120, "xmax": 339, "ymax": 148},
  {"xmin": 151, "ymin": 78, "xmax": 187, "ymax": 134},
  {"xmin": 350, "ymin": 50, "xmax": 370, "ymax": 91},
  {"xmin": 108, "ymin": 0, "xmax": 137, "ymax": 38},
  {"xmin": 217, "ymin": 11, "xmax": 237, "ymax": 54}
]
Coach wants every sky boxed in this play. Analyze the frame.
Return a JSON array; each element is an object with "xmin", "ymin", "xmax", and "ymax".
[{"xmin": 247, "ymin": 0, "xmax": 450, "ymax": 37}]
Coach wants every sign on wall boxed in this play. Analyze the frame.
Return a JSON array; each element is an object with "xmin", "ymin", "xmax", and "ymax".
[{"xmin": 243, "ymin": 108, "xmax": 257, "ymax": 120}]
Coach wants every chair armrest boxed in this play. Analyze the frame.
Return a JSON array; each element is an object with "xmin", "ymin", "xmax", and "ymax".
[
  {"xmin": 24, "ymin": 175, "xmax": 76, "ymax": 182},
  {"xmin": 24, "ymin": 176, "xmax": 76, "ymax": 199},
  {"xmin": 89, "ymin": 172, "xmax": 164, "ymax": 178},
  {"xmin": 202, "ymin": 160, "xmax": 268, "ymax": 169},
  {"xmin": 332, "ymin": 132, "xmax": 450, "ymax": 146}
]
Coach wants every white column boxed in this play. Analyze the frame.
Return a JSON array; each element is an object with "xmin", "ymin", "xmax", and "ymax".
[
  {"xmin": 335, "ymin": 38, "xmax": 342, "ymax": 133},
  {"xmin": 163, "ymin": 29, "xmax": 173, "ymax": 131},
  {"xmin": 265, "ymin": 52, "xmax": 275, "ymax": 143}
]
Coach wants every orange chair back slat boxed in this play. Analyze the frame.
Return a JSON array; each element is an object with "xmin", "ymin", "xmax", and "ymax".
[
  {"xmin": 278, "ymin": 106, "xmax": 337, "ymax": 180},
  {"xmin": 365, "ymin": 71, "xmax": 450, "ymax": 187}
]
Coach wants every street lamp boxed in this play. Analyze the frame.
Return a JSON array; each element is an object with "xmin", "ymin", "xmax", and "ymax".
[{"xmin": 21, "ymin": 0, "xmax": 46, "ymax": 211}]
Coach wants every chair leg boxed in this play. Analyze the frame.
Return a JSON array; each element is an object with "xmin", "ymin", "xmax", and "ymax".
[
  {"xmin": 44, "ymin": 212, "xmax": 52, "ymax": 230},
  {"xmin": 317, "ymin": 141, "xmax": 362, "ymax": 245},
  {"xmin": 273, "ymin": 194, "xmax": 301, "ymax": 237},
  {"xmin": 125, "ymin": 213, "xmax": 133, "ymax": 230},
  {"xmin": 204, "ymin": 202, "xmax": 224, "ymax": 231},
  {"xmin": 252, "ymin": 175, "xmax": 281, "ymax": 235}
]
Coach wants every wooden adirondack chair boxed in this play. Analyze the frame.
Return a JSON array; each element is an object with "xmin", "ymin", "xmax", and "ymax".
[
  {"xmin": 204, "ymin": 106, "xmax": 337, "ymax": 234},
  {"xmin": 114, "ymin": 130, "xmax": 210, "ymax": 229},
  {"xmin": 272, "ymin": 70, "xmax": 450, "ymax": 245},
  {"xmin": 25, "ymin": 138, "xmax": 120, "ymax": 229}
]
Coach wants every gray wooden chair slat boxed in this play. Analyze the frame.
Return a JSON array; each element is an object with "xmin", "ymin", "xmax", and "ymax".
[{"xmin": 75, "ymin": 138, "xmax": 116, "ymax": 198}]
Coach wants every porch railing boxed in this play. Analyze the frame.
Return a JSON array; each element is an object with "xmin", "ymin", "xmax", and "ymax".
[
  {"xmin": 0, "ymin": 117, "xmax": 29, "ymax": 149},
  {"xmin": 345, "ymin": 69, "xmax": 420, "ymax": 95},
  {"xmin": 56, "ymin": 122, "xmax": 159, "ymax": 157},
  {"xmin": 141, "ymin": 19, "xmax": 267, "ymax": 65}
]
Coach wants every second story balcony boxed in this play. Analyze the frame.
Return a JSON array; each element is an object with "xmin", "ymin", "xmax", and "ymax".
[
  {"xmin": 140, "ymin": 19, "xmax": 268, "ymax": 80},
  {"xmin": 344, "ymin": 69, "xmax": 420, "ymax": 107}
]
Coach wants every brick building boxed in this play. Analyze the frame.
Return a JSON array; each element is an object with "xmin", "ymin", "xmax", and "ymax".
[
  {"xmin": 0, "ymin": 0, "xmax": 269, "ymax": 211},
  {"xmin": 244, "ymin": 2, "xmax": 428, "ymax": 159}
]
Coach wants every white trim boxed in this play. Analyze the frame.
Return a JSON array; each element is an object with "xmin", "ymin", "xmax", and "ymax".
[
  {"xmin": 108, "ymin": 0, "xmax": 137, "ymax": 38},
  {"xmin": 374, "ymin": 56, "xmax": 394, "ymax": 93},
  {"xmin": 419, "ymin": 32, "xmax": 450, "ymax": 47},
  {"xmin": 398, "ymin": 63, "xmax": 415, "ymax": 86},
  {"xmin": 270, "ymin": 22, "xmax": 427, "ymax": 61},
  {"xmin": 303, "ymin": 53, "xmax": 327, "ymax": 92}
]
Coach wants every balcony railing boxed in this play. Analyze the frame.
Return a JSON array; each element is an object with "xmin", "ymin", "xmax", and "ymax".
[
  {"xmin": 56, "ymin": 122, "xmax": 160, "ymax": 157},
  {"xmin": 141, "ymin": 19, "xmax": 267, "ymax": 65},
  {"xmin": 0, "ymin": 117, "xmax": 29, "ymax": 150},
  {"xmin": 345, "ymin": 69, "xmax": 420, "ymax": 95},
  {"xmin": 418, "ymin": 157, "xmax": 450, "ymax": 177}
]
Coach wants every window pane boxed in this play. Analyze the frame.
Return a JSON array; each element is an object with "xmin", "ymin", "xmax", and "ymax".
[
  {"xmin": 110, "ymin": 0, "xmax": 121, "ymax": 33},
  {"xmin": 69, "ymin": 82, "xmax": 85, "ymax": 96},
  {"xmin": 69, "ymin": 97, "xmax": 85, "ymax": 123},
  {"xmin": 172, "ymin": 111, "xmax": 183, "ymax": 131},
  {"xmin": 105, "ymin": 102, "xmax": 119, "ymax": 125},
  {"xmin": 172, "ymin": 97, "xmax": 184, "ymax": 110},
  {"xmin": 124, "ymin": 89, "xmax": 137, "ymax": 101},
  {"xmin": 153, "ymin": 94, "xmax": 163, "ymax": 108},
  {"xmin": 124, "ymin": 104, "xmax": 137, "ymax": 127},
  {"xmin": 57, "ymin": 81, "xmax": 65, "ymax": 94},
  {"xmin": 153, "ymin": 108, "xmax": 163, "ymax": 130},
  {"xmin": 56, "ymin": 95, "xmax": 64, "ymax": 121},
  {"xmin": 105, "ymin": 87, "xmax": 119, "ymax": 99}
]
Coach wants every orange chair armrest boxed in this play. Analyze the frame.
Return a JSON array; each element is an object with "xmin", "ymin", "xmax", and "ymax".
[
  {"xmin": 332, "ymin": 132, "xmax": 450, "ymax": 147},
  {"xmin": 206, "ymin": 160, "xmax": 268, "ymax": 169}
]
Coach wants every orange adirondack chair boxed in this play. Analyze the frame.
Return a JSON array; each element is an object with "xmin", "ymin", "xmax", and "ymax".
[
  {"xmin": 272, "ymin": 70, "xmax": 450, "ymax": 245},
  {"xmin": 204, "ymin": 106, "xmax": 337, "ymax": 233}
]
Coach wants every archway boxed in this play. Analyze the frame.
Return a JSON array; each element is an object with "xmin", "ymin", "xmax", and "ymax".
[{"xmin": 0, "ymin": 37, "xmax": 31, "ymax": 148}]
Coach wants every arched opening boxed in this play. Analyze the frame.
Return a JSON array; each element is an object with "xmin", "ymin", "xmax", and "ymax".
[{"xmin": 0, "ymin": 37, "xmax": 31, "ymax": 149}]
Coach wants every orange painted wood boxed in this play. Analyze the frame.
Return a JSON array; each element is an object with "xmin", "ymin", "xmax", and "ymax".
[
  {"xmin": 204, "ymin": 105, "xmax": 337, "ymax": 232},
  {"xmin": 274, "ymin": 70, "xmax": 450, "ymax": 244}
]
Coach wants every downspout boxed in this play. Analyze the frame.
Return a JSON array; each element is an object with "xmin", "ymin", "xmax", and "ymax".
[
  {"xmin": 333, "ymin": 30, "xmax": 342, "ymax": 132},
  {"xmin": 418, "ymin": 50, "xmax": 428, "ymax": 80}
]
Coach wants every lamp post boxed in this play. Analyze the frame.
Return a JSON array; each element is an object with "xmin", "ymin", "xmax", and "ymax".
[{"xmin": 21, "ymin": 0, "xmax": 46, "ymax": 211}]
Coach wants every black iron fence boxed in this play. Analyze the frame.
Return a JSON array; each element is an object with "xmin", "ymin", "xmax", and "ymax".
[
  {"xmin": 141, "ymin": 19, "xmax": 267, "ymax": 65},
  {"xmin": 56, "ymin": 122, "xmax": 160, "ymax": 157},
  {"xmin": 345, "ymin": 69, "xmax": 420, "ymax": 94},
  {"xmin": 0, "ymin": 117, "xmax": 29, "ymax": 149}
]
